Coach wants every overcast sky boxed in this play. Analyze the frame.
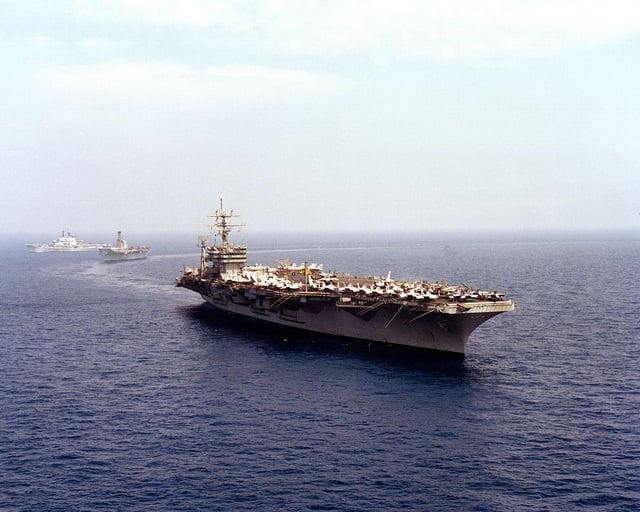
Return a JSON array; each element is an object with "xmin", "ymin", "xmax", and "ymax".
[{"xmin": 2, "ymin": 0, "xmax": 639, "ymax": 235}]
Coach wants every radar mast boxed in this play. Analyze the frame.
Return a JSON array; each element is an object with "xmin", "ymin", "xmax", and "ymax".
[{"xmin": 208, "ymin": 198, "xmax": 244, "ymax": 246}]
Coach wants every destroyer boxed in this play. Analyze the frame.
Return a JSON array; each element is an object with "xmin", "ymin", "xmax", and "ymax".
[
  {"xmin": 99, "ymin": 230, "xmax": 149, "ymax": 262},
  {"xmin": 176, "ymin": 200, "xmax": 515, "ymax": 354},
  {"xmin": 26, "ymin": 230, "xmax": 109, "ymax": 252}
]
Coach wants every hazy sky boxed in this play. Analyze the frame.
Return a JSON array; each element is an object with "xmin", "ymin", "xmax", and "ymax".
[{"xmin": 2, "ymin": 0, "xmax": 639, "ymax": 234}]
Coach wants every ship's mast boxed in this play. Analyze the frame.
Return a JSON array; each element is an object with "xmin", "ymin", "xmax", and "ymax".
[{"xmin": 208, "ymin": 198, "xmax": 244, "ymax": 246}]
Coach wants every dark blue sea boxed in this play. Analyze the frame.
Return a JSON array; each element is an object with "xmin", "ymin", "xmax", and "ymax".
[{"xmin": 1, "ymin": 231, "xmax": 639, "ymax": 511}]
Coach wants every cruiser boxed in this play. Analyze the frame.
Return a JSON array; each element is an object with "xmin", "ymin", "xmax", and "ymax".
[
  {"xmin": 99, "ymin": 230, "xmax": 149, "ymax": 262},
  {"xmin": 26, "ymin": 230, "xmax": 109, "ymax": 252},
  {"xmin": 176, "ymin": 200, "xmax": 515, "ymax": 354}
]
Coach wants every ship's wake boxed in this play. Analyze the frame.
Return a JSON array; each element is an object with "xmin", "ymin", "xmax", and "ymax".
[{"xmin": 48, "ymin": 254, "xmax": 198, "ymax": 303}]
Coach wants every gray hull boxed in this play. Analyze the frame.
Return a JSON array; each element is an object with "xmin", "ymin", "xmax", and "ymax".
[
  {"xmin": 190, "ymin": 282, "xmax": 513, "ymax": 354},
  {"xmin": 99, "ymin": 248, "xmax": 149, "ymax": 262},
  {"xmin": 28, "ymin": 245, "xmax": 105, "ymax": 252}
]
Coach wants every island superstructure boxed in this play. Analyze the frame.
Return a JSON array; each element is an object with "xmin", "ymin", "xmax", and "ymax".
[
  {"xmin": 99, "ymin": 230, "xmax": 149, "ymax": 262},
  {"xmin": 26, "ymin": 230, "xmax": 109, "ymax": 252},
  {"xmin": 176, "ymin": 200, "xmax": 515, "ymax": 354}
]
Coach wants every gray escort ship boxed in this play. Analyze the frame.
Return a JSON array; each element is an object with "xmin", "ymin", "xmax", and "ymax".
[
  {"xmin": 99, "ymin": 230, "xmax": 149, "ymax": 262},
  {"xmin": 176, "ymin": 200, "xmax": 515, "ymax": 354}
]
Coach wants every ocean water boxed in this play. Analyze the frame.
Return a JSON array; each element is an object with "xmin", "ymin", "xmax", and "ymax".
[{"xmin": 1, "ymin": 232, "xmax": 638, "ymax": 511}]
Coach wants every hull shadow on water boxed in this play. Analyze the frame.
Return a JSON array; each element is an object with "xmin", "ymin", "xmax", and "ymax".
[{"xmin": 182, "ymin": 302, "xmax": 467, "ymax": 373}]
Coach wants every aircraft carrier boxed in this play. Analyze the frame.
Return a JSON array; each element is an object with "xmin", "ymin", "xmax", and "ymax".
[{"xmin": 176, "ymin": 200, "xmax": 515, "ymax": 354}]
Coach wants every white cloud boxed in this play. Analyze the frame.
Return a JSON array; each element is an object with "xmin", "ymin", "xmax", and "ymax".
[
  {"xmin": 68, "ymin": 0, "xmax": 640, "ymax": 64},
  {"xmin": 78, "ymin": 36, "xmax": 123, "ymax": 52},
  {"xmin": 21, "ymin": 35, "xmax": 67, "ymax": 51},
  {"xmin": 37, "ymin": 61, "xmax": 347, "ymax": 103},
  {"xmin": 3, "ymin": 34, "xmax": 121, "ymax": 57},
  {"xmin": 72, "ymin": 0, "xmax": 229, "ymax": 27}
]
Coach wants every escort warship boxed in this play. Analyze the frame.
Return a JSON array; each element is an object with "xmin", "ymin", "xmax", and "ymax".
[
  {"xmin": 26, "ymin": 230, "xmax": 109, "ymax": 252},
  {"xmin": 99, "ymin": 230, "xmax": 150, "ymax": 262},
  {"xmin": 176, "ymin": 201, "xmax": 515, "ymax": 354}
]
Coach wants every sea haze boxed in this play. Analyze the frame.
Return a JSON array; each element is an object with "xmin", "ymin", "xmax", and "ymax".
[{"xmin": 1, "ymin": 232, "xmax": 638, "ymax": 511}]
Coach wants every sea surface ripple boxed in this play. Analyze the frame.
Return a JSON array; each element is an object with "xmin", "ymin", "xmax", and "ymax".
[{"xmin": 1, "ymin": 233, "xmax": 638, "ymax": 511}]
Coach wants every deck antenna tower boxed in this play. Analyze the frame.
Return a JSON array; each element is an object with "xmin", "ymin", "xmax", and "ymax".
[{"xmin": 207, "ymin": 198, "xmax": 245, "ymax": 246}]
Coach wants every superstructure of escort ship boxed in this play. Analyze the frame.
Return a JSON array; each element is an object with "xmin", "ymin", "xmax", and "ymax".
[
  {"xmin": 26, "ymin": 230, "xmax": 109, "ymax": 252},
  {"xmin": 99, "ymin": 230, "xmax": 149, "ymax": 262},
  {"xmin": 176, "ymin": 200, "xmax": 515, "ymax": 354}
]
